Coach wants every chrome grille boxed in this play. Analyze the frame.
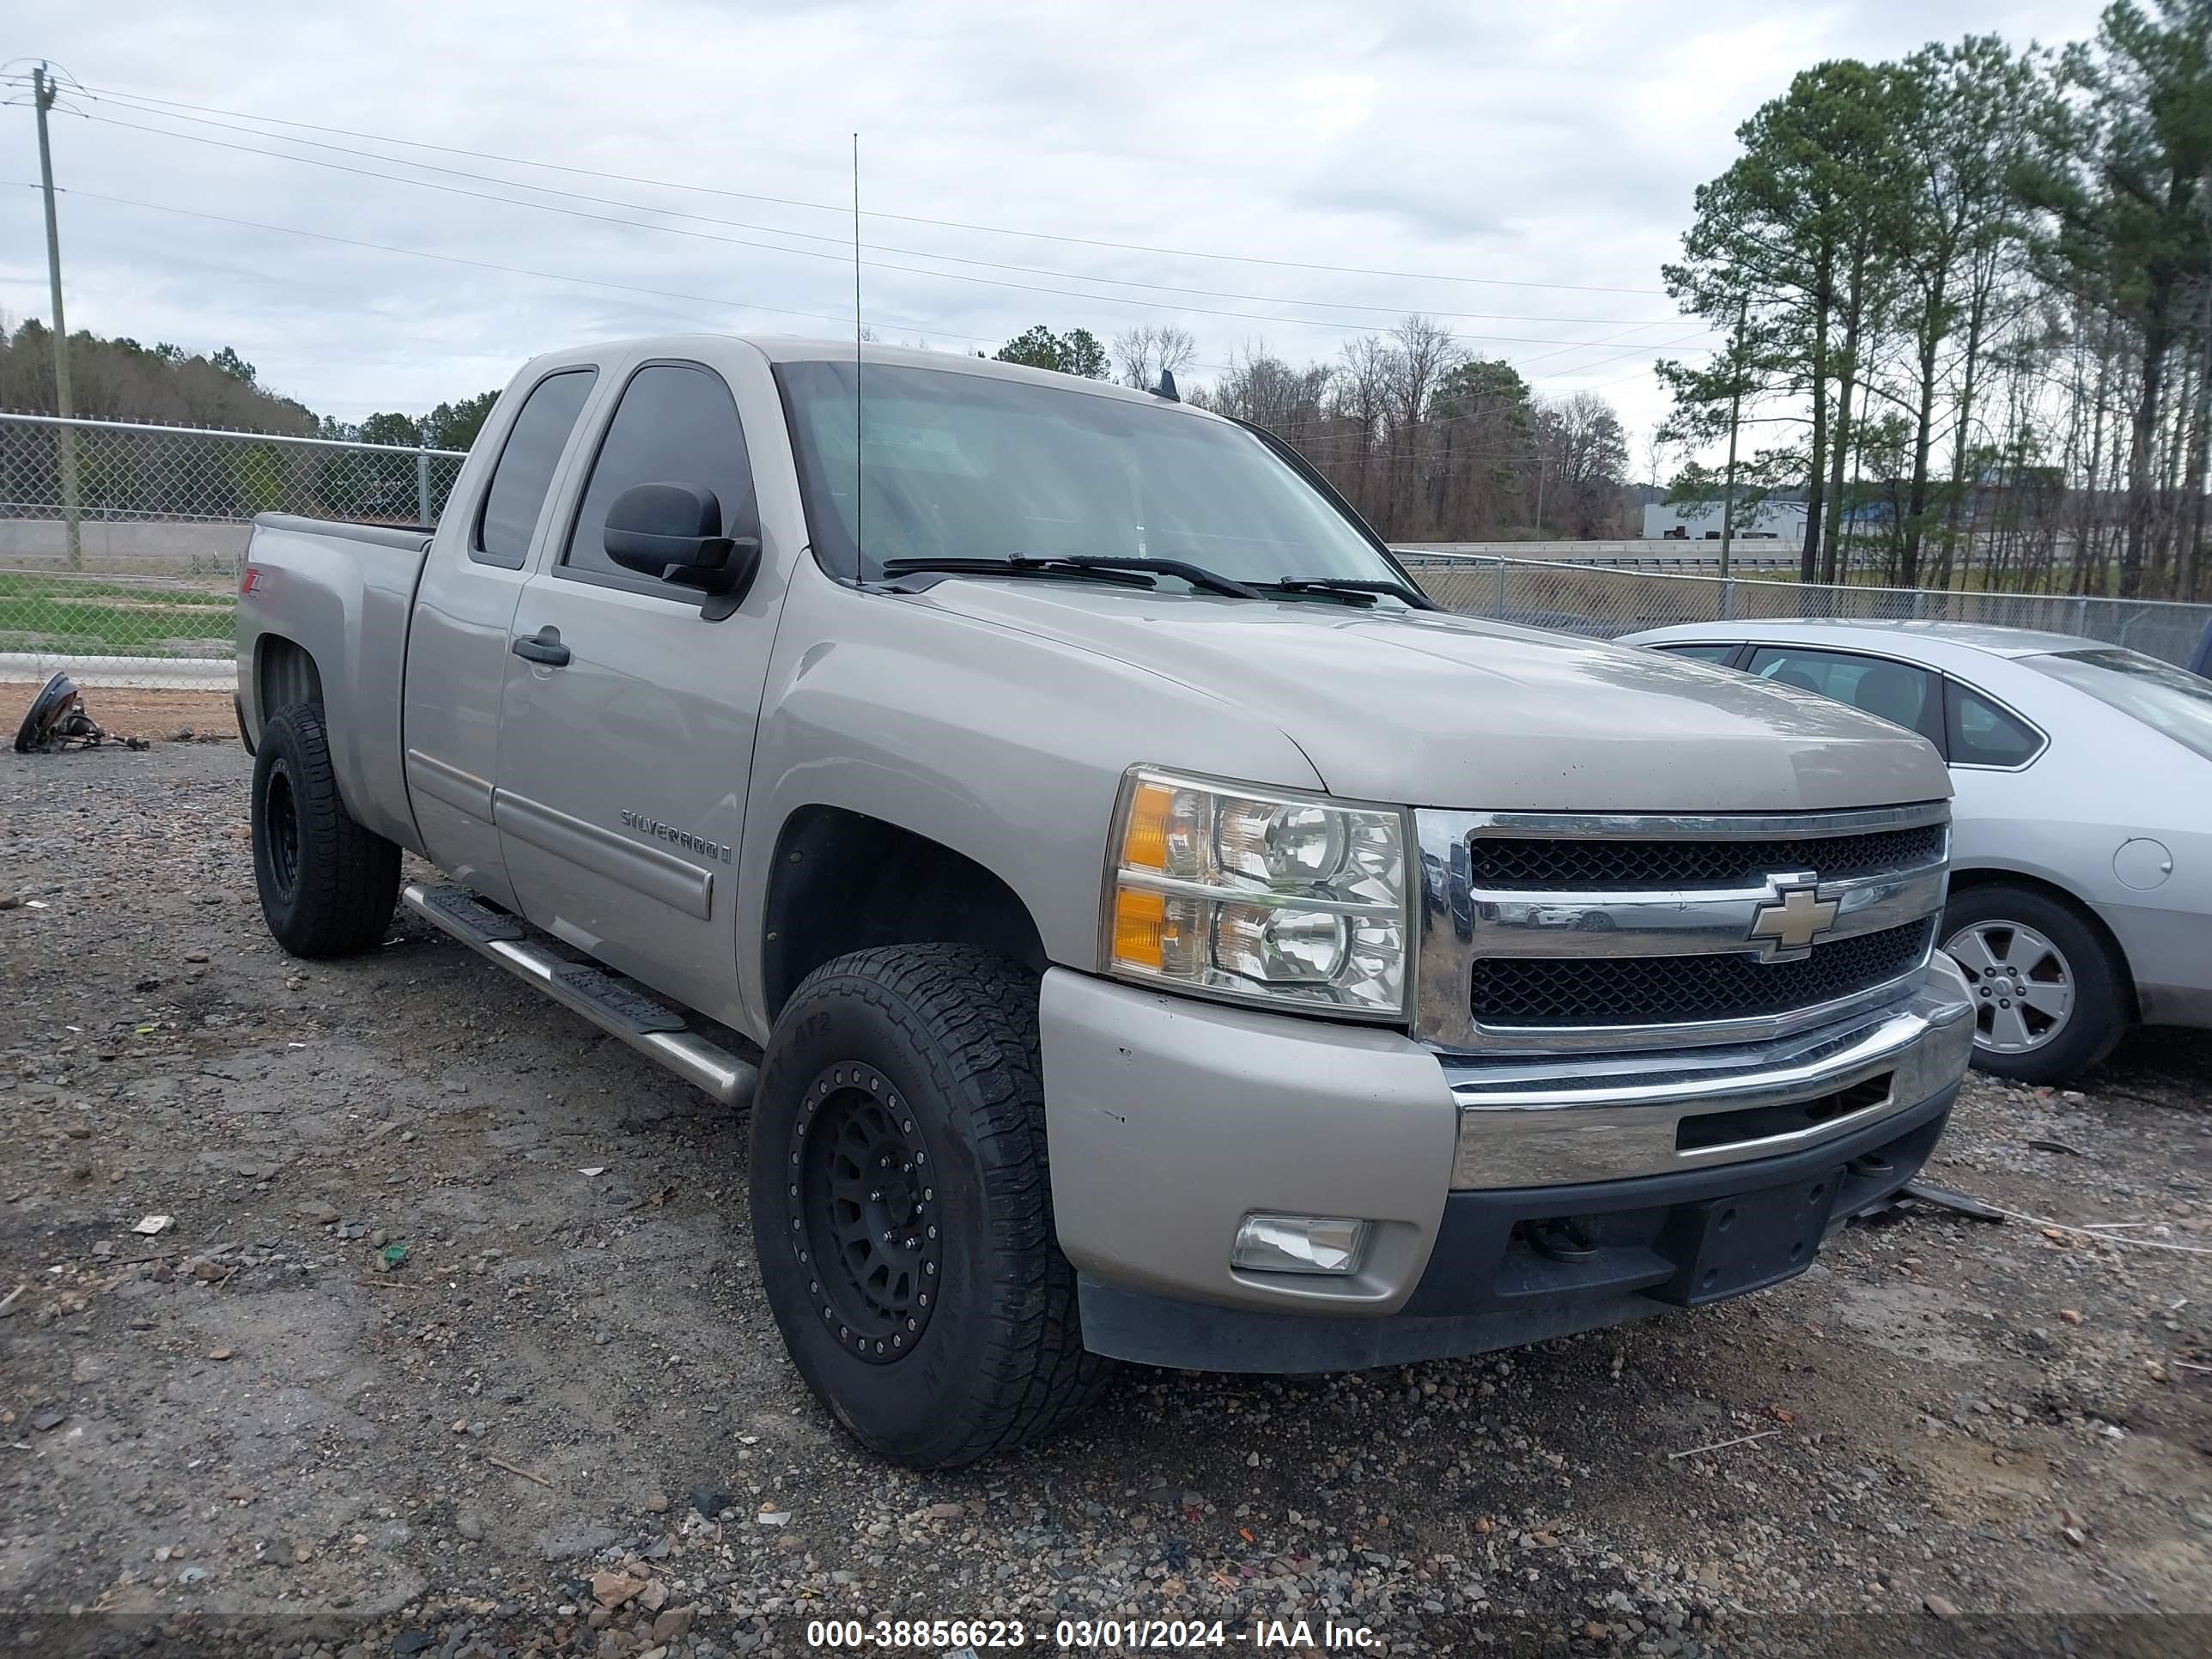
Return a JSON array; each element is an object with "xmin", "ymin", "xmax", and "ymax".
[
  {"xmin": 1472, "ymin": 919, "xmax": 1937, "ymax": 1027},
  {"xmin": 1466, "ymin": 824, "xmax": 1947, "ymax": 890},
  {"xmin": 1414, "ymin": 802, "xmax": 1951, "ymax": 1054}
]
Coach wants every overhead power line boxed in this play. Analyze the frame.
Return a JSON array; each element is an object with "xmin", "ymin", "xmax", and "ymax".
[
  {"xmin": 41, "ymin": 76, "xmax": 1674, "ymax": 298},
  {"xmin": 7, "ymin": 181, "xmax": 988, "ymax": 346},
  {"xmin": 70, "ymin": 91, "xmax": 1698, "ymax": 332},
  {"xmin": 65, "ymin": 109, "xmax": 1711, "ymax": 351}
]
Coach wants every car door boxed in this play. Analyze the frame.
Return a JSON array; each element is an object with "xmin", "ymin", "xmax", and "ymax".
[
  {"xmin": 492, "ymin": 354, "xmax": 777, "ymax": 1028},
  {"xmin": 403, "ymin": 361, "xmax": 603, "ymax": 910}
]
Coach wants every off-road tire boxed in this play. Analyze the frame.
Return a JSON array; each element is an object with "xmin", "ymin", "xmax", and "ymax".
[
  {"xmin": 751, "ymin": 945, "xmax": 1113, "ymax": 1468},
  {"xmin": 1942, "ymin": 882, "xmax": 2127, "ymax": 1084},
  {"xmin": 251, "ymin": 701, "xmax": 401, "ymax": 958}
]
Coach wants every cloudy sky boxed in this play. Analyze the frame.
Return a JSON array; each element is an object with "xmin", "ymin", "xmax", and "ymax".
[{"xmin": 5, "ymin": 0, "xmax": 2110, "ymax": 444}]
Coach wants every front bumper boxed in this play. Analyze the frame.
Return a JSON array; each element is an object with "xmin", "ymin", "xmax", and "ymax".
[{"xmin": 1039, "ymin": 956, "xmax": 1973, "ymax": 1370}]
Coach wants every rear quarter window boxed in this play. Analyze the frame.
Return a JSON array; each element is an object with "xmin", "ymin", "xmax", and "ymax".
[
  {"xmin": 473, "ymin": 368, "xmax": 598, "ymax": 568},
  {"xmin": 1945, "ymin": 682, "xmax": 2045, "ymax": 768}
]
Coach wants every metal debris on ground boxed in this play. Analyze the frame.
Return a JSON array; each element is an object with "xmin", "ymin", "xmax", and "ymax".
[{"xmin": 11, "ymin": 672, "xmax": 149, "ymax": 753}]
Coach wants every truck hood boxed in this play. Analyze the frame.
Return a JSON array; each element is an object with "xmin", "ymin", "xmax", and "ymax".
[{"xmin": 913, "ymin": 582, "xmax": 1952, "ymax": 812}]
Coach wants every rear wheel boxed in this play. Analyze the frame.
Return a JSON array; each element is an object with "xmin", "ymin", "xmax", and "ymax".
[
  {"xmin": 251, "ymin": 701, "xmax": 400, "ymax": 957},
  {"xmin": 1942, "ymin": 882, "xmax": 2125, "ymax": 1084},
  {"xmin": 750, "ymin": 945, "xmax": 1111, "ymax": 1468}
]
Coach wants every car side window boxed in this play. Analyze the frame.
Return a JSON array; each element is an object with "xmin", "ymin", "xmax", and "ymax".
[
  {"xmin": 472, "ymin": 368, "xmax": 598, "ymax": 569},
  {"xmin": 562, "ymin": 363, "xmax": 756, "ymax": 591},
  {"xmin": 1655, "ymin": 641, "xmax": 1739, "ymax": 664},
  {"xmin": 1746, "ymin": 646, "xmax": 1940, "ymax": 741},
  {"xmin": 1946, "ymin": 681, "xmax": 2044, "ymax": 768}
]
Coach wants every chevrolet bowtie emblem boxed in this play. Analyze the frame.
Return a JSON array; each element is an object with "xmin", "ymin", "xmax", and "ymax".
[{"xmin": 1747, "ymin": 880, "xmax": 1839, "ymax": 958}]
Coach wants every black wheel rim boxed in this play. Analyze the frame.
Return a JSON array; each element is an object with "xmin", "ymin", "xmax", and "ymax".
[
  {"xmin": 787, "ymin": 1064, "xmax": 943, "ymax": 1365},
  {"xmin": 264, "ymin": 760, "xmax": 301, "ymax": 902}
]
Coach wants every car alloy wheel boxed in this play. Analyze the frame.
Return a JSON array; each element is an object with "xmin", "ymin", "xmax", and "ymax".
[
  {"xmin": 787, "ymin": 1063, "xmax": 943, "ymax": 1364},
  {"xmin": 1944, "ymin": 919, "xmax": 2075, "ymax": 1054}
]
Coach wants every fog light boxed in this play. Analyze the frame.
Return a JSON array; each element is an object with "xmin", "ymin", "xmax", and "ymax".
[{"xmin": 1231, "ymin": 1213, "xmax": 1370, "ymax": 1275}]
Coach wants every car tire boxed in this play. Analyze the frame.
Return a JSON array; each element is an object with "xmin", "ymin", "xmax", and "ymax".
[
  {"xmin": 751, "ymin": 944, "xmax": 1113, "ymax": 1468},
  {"xmin": 1942, "ymin": 883, "xmax": 2126, "ymax": 1084},
  {"xmin": 251, "ymin": 701, "xmax": 401, "ymax": 958}
]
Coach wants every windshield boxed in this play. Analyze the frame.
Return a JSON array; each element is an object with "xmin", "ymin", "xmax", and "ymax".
[
  {"xmin": 2024, "ymin": 647, "xmax": 2212, "ymax": 763},
  {"xmin": 775, "ymin": 360, "xmax": 1402, "ymax": 589}
]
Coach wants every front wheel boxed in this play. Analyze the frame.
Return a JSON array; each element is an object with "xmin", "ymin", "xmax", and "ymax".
[
  {"xmin": 750, "ymin": 945, "xmax": 1111, "ymax": 1468},
  {"xmin": 1942, "ymin": 883, "xmax": 2126, "ymax": 1084}
]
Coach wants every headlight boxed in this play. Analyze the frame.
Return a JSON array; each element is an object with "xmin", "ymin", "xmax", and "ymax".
[{"xmin": 1102, "ymin": 767, "xmax": 1412, "ymax": 1018}]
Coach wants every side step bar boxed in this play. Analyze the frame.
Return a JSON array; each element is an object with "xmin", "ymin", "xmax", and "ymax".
[{"xmin": 400, "ymin": 881, "xmax": 757, "ymax": 1108}]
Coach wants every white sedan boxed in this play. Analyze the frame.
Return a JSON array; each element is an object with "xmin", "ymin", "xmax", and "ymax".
[{"xmin": 1622, "ymin": 619, "xmax": 2212, "ymax": 1083}]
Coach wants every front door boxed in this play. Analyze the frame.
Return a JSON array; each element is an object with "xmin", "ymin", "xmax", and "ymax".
[{"xmin": 492, "ymin": 359, "xmax": 776, "ymax": 1027}]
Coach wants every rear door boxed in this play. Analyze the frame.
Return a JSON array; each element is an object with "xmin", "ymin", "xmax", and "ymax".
[
  {"xmin": 404, "ymin": 362, "xmax": 602, "ymax": 908},
  {"xmin": 491, "ymin": 352, "xmax": 777, "ymax": 1027}
]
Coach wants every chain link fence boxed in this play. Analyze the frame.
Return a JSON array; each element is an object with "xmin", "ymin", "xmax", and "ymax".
[
  {"xmin": 1398, "ymin": 553, "xmax": 2211, "ymax": 670},
  {"xmin": 1, "ymin": 412, "xmax": 465, "ymax": 691},
  {"xmin": 3, "ymin": 414, "xmax": 2204, "ymax": 693}
]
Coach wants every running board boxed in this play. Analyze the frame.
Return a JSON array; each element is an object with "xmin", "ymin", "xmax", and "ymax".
[{"xmin": 400, "ymin": 881, "xmax": 757, "ymax": 1108}]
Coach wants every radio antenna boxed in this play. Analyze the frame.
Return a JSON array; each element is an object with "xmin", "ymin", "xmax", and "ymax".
[{"xmin": 851, "ymin": 131, "xmax": 863, "ymax": 586}]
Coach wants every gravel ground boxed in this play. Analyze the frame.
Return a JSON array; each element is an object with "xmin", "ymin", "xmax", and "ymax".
[{"xmin": 3, "ymin": 740, "xmax": 2208, "ymax": 1659}]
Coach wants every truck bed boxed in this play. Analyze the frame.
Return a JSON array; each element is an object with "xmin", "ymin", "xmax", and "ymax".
[{"xmin": 235, "ymin": 512, "xmax": 436, "ymax": 854}]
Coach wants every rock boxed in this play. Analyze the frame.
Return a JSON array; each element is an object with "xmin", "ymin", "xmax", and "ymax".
[
  {"xmin": 592, "ymin": 1569, "xmax": 642, "ymax": 1608},
  {"xmin": 638, "ymin": 1579, "xmax": 668, "ymax": 1612},
  {"xmin": 190, "ymin": 1260, "xmax": 225, "ymax": 1282},
  {"xmin": 183, "ymin": 948, "xmax": 210, "ymax": 963},
  {"xmin": 644, "ymin": 1493, "xmax": 669, "ymax": 1513},
  {"xmin": 652, "ymin": 1607, "xmax": 694, "ymax": 1644},
  {"xmin": 291, "ymin": 1541, "xmax": 314, "ymax": 1565},
  {"xmin": 31, "ymin": 1409, "xmax": 65, "ymax": 1432},
  {"xmin": 455, "ymin": 1510, "xmax": 486, "ymax": 1541},
  {"xmin": 688, "ymin": 1483, "xmax": 735, "ymax": 1518},
  {"xmin": 1247, "ymin": 1451, "xmax": 1261, "ymax": 1468},
  {"xmin": 392, "ymin": 1633, "xmax": 435, "ymax": 1657},
  {"xmin": 925, "ymin": 1503, "xmax": 966, "ymax": 1522},
  {"xmin": 2059, "ymin": 1308, "xmax": 2083, "ymax": 1325},
  {"xmin": 1923, "ymin": 1594, "xmax": 1960, "ymax": 1620},
  {"xmin": 298, "ymin": 1200, "xmax": 340, "ymax": 1225},
  {"xmin": 757, "ymin": 1510, "xmax": 792, "ymax": 1527}
]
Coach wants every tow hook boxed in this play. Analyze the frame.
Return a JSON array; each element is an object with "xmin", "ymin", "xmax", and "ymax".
[{"xmin": 1528, "ymin": 1216, "xmax": 1599, "ymax": 1263}]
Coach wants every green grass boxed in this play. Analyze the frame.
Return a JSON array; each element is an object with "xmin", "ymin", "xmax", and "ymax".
[{"xmin": 0, "ymin": 571, "xmax": 236, "ymax": 658}]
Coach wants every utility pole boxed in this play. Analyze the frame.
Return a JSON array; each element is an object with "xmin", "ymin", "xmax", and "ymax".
[
  {"xmin": 1717, "ymin": 295, "xmax": 1748, "ymax": 582},
  {"xmin": 33, "ymin": 63, "xmax": 83, "ymax": 569}
]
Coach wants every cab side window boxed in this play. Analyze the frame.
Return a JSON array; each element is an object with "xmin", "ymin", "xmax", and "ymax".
[
  {"xmin": 562, "ymin": 364, "xmax": 755, "ymax": 591},
  {"xmin": 473, "ymin": 368, "xmax": 597, "ymax": 569},
  {"xmin": 1655, "ymin": 641, "xmax": 1740, "ymax": 665},
  {"xmin": 1946, "ymin": 682, "xmax": 2045, "ymax": 768},
  {"xmin": 1746, "ymin": 646, "xmax": 1941, "ymax": 742}
]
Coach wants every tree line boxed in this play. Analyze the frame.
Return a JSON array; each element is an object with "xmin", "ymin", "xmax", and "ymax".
[
  {"xmin": 0, "ymin": 314, "xmax": 501, "ymax": 451},
  {"xmin": 1662, "ymin": 0, "xmax": 2211, "ymax": 600}
]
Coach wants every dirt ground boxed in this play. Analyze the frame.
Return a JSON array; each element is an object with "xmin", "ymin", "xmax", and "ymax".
[
  {"xmin": 1, "ymin": 684, "xmax": 236, "ymax": 750},
  {"xmin": 2, "ymin": 741, "xmax": 2207, "ymax": 1659}
]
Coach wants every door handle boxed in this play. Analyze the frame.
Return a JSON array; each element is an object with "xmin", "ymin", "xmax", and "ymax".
[{"xmin": 511, "ymin": 626, "xmax": 571, "ymax": 667}]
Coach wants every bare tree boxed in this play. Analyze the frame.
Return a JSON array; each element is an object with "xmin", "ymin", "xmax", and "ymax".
[{"xmin": 1111, "ymin": 325, "xmax": 1197, "ymax": 390}]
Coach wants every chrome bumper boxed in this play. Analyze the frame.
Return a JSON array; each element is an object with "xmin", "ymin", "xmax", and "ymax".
[{"xmin": 1445, "ymin": 954, "xmax": 1975, "ymax": 1188}]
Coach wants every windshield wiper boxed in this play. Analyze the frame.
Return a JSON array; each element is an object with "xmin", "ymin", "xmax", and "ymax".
[
  {"xmin": 880, "ymin": 553, "xmax": 1263, "ymax": 599},
  {"xmin": 879, "ymin": 556, "xmax": 1153, "ymax": 590},
  {"xmin": 1261, "ymin": 577, "xmax": 1431, "ymax": 608}
]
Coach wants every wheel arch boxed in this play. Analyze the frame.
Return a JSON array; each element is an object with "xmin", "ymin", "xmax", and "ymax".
[
  {"xmin": 758, "ymin": 805, "xmax": 1050, "ymax": 1021},
  {"xmin": 1945, "ymin": 865, "xmax": 2140, "ymax": 1022},
  {"xmin": 253, "ymin": 634, "xmax": 325, "ymax": 732}
]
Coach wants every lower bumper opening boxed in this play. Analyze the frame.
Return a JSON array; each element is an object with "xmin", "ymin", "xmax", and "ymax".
[{"xmin": 1077, "ymin": 1084, "xmax": 1954, "ymax": 1374}]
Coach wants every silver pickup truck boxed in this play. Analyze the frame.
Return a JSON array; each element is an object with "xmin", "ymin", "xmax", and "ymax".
[{"xmin": 236, "ymin": 336, "xmax": 1974, "ymax": 1468}]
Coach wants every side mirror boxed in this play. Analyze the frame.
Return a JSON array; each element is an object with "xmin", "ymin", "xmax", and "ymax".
[{"xmin": 604, "ymin": 481, "xmax": 762, "ymax": 617}]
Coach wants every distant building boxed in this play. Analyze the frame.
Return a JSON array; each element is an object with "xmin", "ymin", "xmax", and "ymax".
[{"xmin": 1642, "ymin": 499, "xmax": 1808, "ymax": 541}]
